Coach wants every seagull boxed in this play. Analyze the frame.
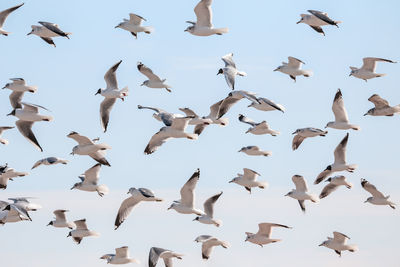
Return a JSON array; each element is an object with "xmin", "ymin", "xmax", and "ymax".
[
  {"xmin": 274, "ymin": 57, "xmax": 313, "ymax": 82},
  {"xmin": 0, "ymin": 204, "xmax": 31, "ymax": 224},
  {"xmin": 319, "ymin": 175, "xmax": 352, "ymax": 199},
  {"xmin": 47, "ymin": 209, "xmax": 75, "ymax": 229},
  {"xmin": 2, "ymin": 78, "xmax": 37, "ymax": 109},
  {"xmin": 138, "ymin": 105, "xmax": 181, "ymax": 126},
  {"xmin": 297, "ymin": 10, "xmax": 341, "ymax": 35},
  {"xmin": 149, "ymin": 247, "xmax": 183, "ymax": 267},
  {"xmin": 216, "ymin": 90, "xmax": 259, "ymax": 119},
  {"xmin": 326, "ymin": 89, "xmax": 360, "ymax": 130},
  {"xmin": 217, "ymin": 53, "xmax": 246, "ymax": 90},
  {"xmin": 245, "ymin": 223, "xmax": 291, "ymax": 247},
  {"xmin": 229, "ymin": 168, "xmax": 267, "ymax": 193},
  {"xmin": 70, "ymin": 164, "xmax": 109, "ymax": 197},
  {"xmin": 292, "ymin": 128, "xmax": 328, "ymax": 150},
  {"xmin": 349, "ymin": 57, "xmax": 397, "ymax": 81},
  {"xmin": 114, "ymin": 187, "xmax": 163, "ymax": 230},
  {"xmin": 67, "ymin": 219, "xmax": 99, "ymax": 244},
  {"xmin": 319, "ymin": 231, "xmax": 358, "ymax": 257},
  {"xmin": 0, "ymin": 3, "xmax": 24, "ymax": 36},
  {"xmin": 361, "ymin": 178, "xmax": 395, "ymax": 209},
  {"xmin": 8, "ymin": 197, "xmax": 42, "ymax": 211},
  {"xmin": 185, "ymin": 0, "xmax": 228, "ymax": 36},
  {"xmin": 27, "ymin": 21, "xmax": 71, "ymax": 47},
  {"xmin": 190, "ymin": 99, "xmax": 229, "ymax": 135},
  {"xmin": 285, "ymin": 175, "xmax": 318, "ymax": 212},
  {"xmin": 238, "ymin": 114, "xmax": 280, "ymax": 136},
  {"xmin": 0, "ymin": 166, "xmax": 28, "ymax": 189},
  {"xmin": 168, "ymin": 168, "xmax": 204, "ymax": 216},
  {"xmin": 193, "ymin": 192, "xmax": 223, "ymax": 227},
  {"xmin": 100, "ymin": 246, "xmax": 140, "ymax": 265},
  {"xmin": 178, "ymin": 107, "xmax": 213, "ymax": 126},
  {"xmin": 364, "ymin": 94, "xmax": 400, "ymax": 116},
  {"xmin": 31, "ymin": 157, "xmax": 68, "ymax": 169},
  {"xmin": 67, "ymin": 131, "xmax": 111, "ymax": 166},
  {"xmin": 115, "ymin": 13, "xmax": 153, "ymax": 38},
  {"xmin": 194, "ymin": 235, "xmax": 229, "ymax": 260},
  {"xmin": 238, "ymin": 146, "xmax": 271, "ymax": 157},
  {"xmin": 0, "ymin": 126, "xmax": 14, "ymax": 145},
  {"xmin": 95, "ymin": 60, "xmax": 129, "ymax": 132},
  {"xmin": 247, "ymin": 97, "xmax": 285, "ymax": 113},
  {"xmin": 7, "ymin": 102, "xmax": 53, "ymax": 152},
  {"xmin": 137, "ymin": 62, "xmax": 171, "ymax": 92},
  {"xmin": 314, "ymin": 133, "xmax": 357, "ymax": 184}
]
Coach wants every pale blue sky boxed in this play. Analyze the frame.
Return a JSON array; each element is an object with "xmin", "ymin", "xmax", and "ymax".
[{"xmin": 1, "ymin": 0, "xmax": 399, "ymax": 266}]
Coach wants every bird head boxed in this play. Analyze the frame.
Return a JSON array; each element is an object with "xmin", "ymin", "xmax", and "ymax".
[
  {"xmin": 67, "ymin": 231, "xmax": 72, "ymax": 238},
  {"xmin": 273, "ymin": 66, "xmax": 281, "ymax": 71},
  {"xmin": 140, "ymin": 80, "xmax": 148, "ymax": 86},
  {"xmin": 70, "ymin": 183, "xmax": 79, "ymax": 190},
  {"xmin": 115, "ymin": 23, "xmax": 122, "ymax": 29},
  {"xmin": 296, "ymin": 17, "xmax": 304, "ymax": 24},
  {"xmin": 228, "ymin": 177, "xmax": 238, "ymax": 184},
  {"xmin": 364, "ymin": 108, "xmax": 374, "ymax": 116},
  {"xmin": 167, "ymin": 203, "xmax": 176, "ymax": 210},
  {"xmin": 364, "ymin": 197, "xmax": 372, "ymax": 203},
  {"xmin": 325, "ymin": 122, "xmax": 334, "ymax": 128},
  {"xmin": 292, "ymin": 129, "xmax": 300, "ymax": 134},
  {"xmin": 95, "ymin": 89, "xmax": 102, "ymax": 95},
  {"xmin": 192, "ymin": 216, "xmax": 200, "ymax": 221},
  {"xmin": 217, "ymin": 68, "xmax": 224, "ymax": 75},
  {"xmin": 284, "ymin": 190, "xmax": 293, "ymax": 197},
  {"xmin": 2, "ymin": 83, "xmax": 10, "ymax": 89},
  {"xmin": 47, "ymin": 221, "xmax": 53, "ymax": 226},
  {"xmin": 325, "ymin": 165, "xmax": 332, "ymax": 171},
  {"xmin": 6, "ymin": 109, "xmax": 16, "ymax": 116},
  {"xmin": 184, "ymin": 26, "xmax": 194, "ymax": 33},
  {"xmin": 319, "ymin": 241, "xmax": 328, "ymax": 247}
]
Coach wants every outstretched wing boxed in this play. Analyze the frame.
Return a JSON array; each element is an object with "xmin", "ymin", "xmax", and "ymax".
[
  {"xmin": 104, "ymin": 60, "xmax": 122, "ymax": 89},
  {"xmin": 368, "ymin": 94, "xmax": 389, "ymax": 109},
  {"xmin": 361, "ymin": 179, "xmax": 385, "ymax": 198},
  {"xmin": 137, "ymin": 62, "xmax": 162, "ymax": 81},
  {"xmin": 194, "ymin": 0, "xmax": 213, "ymax": 27},
  {"xmin": 0, "ymin": 3, "xmax": 24, "ymax": 28},
  {"xmin": 361, "ymin": 57, "xmax": 396, "ymax": 72},
  {"xmin": 332, "ymin": 89, "xmax": 349, "ymax": 123}
]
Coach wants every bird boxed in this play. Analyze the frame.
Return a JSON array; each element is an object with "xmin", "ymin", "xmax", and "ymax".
[
  {"xmin": 319, "ymin": 231, "xmax": 358, "ymax": 257},
  {"xmin": 247, "ymin": 97, "xmax": 285, "ymax": 113},
  {"xmin": 7, "ymin": 102, "xmax": 53, "ymax": 152},
  {"xmin": 238, "ymin": 146, "xmax": 271, "ymax": 157},
  {"xmin": 100, "ymin": 246, "xmax": 140, "ymax": 265},
  {"xmin": 114, "ymin": 187, "xmax": 163, "ymax": 230},
  {"xmin": 274, "ymin": 57, "xmax": 313, "ymax": 82},
  {"xmin": 238, "ymin": 114, "xmax": 280, "ymax": 136},
  {"xmin": 70, "ymin": 164, "xmax": 109, "ymax": 197},
  {"xmin": 319, "ymin": 175, "xmax": 353, "ymax": 199},
  {"xmin": 138, "ymin": 105, "xmax": 182, "ymax": 126},
  {"xmin": 8, "ymin": 197, "xmax": 42, "ymax": 211},
  {"xmin": 292, "ymin": 128, "xmax": 328, "ymax": 150},
  {"xmin": 31, "ymin": 157, "xmax": 68, "ymax": 169},
  {"xmin": 47, "ymin": 209, "xmax": 75, "ymax": 229},
  {"xmin": 216, "ymin": 90, "xmax": 260, "ymax": 120},
  {"xmin": 0, "ymin": 166, "xmax": 28, "ymax": 189},
  {"xmin": 115, "ymin": 13, "xmax": 153, "ymax": 38},
  {"xmin": 27, "ymin": 21, "xmax": 71, "ymax": 47},
  {"xmin": 0, "ymin": 204, "xmax": 31, "ymax": 224},
  {"xmin": 168, "ymin": 168, "xmax": 204, "ymax": 216},
  {"xmin": 229, "ymin": 168, "xmax": 267, "ymax": 193},
  {"xmin": 2, "ymin": 78, "xmax": 37, "ymax": 109},
  {"xmin": 285, "ymin": 175, "xmax": 318, "ymax": 212},
  {"xmin": 0, "ymin": 126, "xmax": 14, "ymax": 145},
  {"xmin": 185, "ymin": 0, "xmax": 228, "ymax": 36},
  {"xmin": 191, "ymin": 99, "xmax": 230, "ymax": 135},
  {"xmin": 193, "ymin": 191, "xmax": 223, "ymax": 227},
  {"xmin": 194, "ymin": 235, "xmax": 230, "ymax": 260},
  {"xmin": 326, "ymin": 89, "xmax": 360, "ymax": 130},
  {"xmin": 217, "ymin": 53, "xmax": 246, "ymax": 90},
  {"xmin": 297, "ymin": 10, "xmax": 341, "ymax": 35},
  {"xmin": 95, "ymin": 60, "xmax": 129, "ymax": 132},
  {"xmin": 67, "ymin": 219, "xmax": 99, "ymax": 244},
  {"xmin": 67, "ymin": 131, "xmax": 111, "ymax": 166},
  {"xmin": 148, "ymin": 247, "xmax": 183, "ymax": 267},
  {"xmin": 361, "ymin": 178, "xmax": 395, "ymax": 209},
  {"xmin": 245, "ymin": 223, "xmax": 291, "ymax": 247},
  {"xmin": 137, "ymin": 62, "xmax": 171, "ymax": 92},
  {"xmin": 0, "ymin": 3, "xmax": 24, "ymax": 36},
  {"xmin": 364, "ymin": 94, "xmax": 400, "ymax": 116},
  {"xmin": 314, "ymin": 133, "xmax": 357, "ymax": 184},
  {"xmin": 349, "ymin": 57, "xmax": 397, "ymax": 81}
]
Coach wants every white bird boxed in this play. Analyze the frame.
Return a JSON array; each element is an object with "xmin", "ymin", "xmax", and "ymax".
[
  {"xmin": 274, "ymin": 56, "xmax": 313, "ymax": 82},
  {"xmin": 100, "ymin": 246, "xmax": 140, "ymax": 265},
  {"xmin": 70, "ymin": 164, "xmax": 109, "ymax": 197},
  {"xmin": 27, "ymin": 21, "xmax": 71, "ymax": 47},
  {"xmin": 319, "ymin": 175, "xmax": 352, "ymax": 199},
  {"xmin": 247, "ymin": 97, "xmax": 285, "ymax": 113},
  {"xmin": 0, "ymin": 166, "xmax": 28, "ymax": 189},
  {"xmin": 245, "ymin": 223, "xmax": 291, "ymax": 247},
  {"xmin": 194, "ymin": 235, "xmax": 229, "ymax": 260},
  {"xmin": 238, "ymin": 114, "xmax": 280, "ymax": 136},
  {"xmin": 285, "ymin": 175, "xmax": 318, "ymax": 212},
  {"xmin": 47, "ymin": 209, "xmax": 75, "ymax": 229},
  {"xmin": 215, "ymin": 90, "xmax": 260, "ymax": 120},
  {"xmin": 137, "ymin": 62, "xmax": 171, "ymax": 92},
  {"xmin": 67, "ymin": 219, "xmax": 99, "ymax": 244},
  {"xmin": 217, "ymin": 53, "xmax": 246, "ymax": 90},
  {"xmin": 67, "ymin": 131, "xmax": 111, "ymax": 166},
  {"xmin": 364, "ymin": 94, "xmax": 400, "ymax": 117},
  {"xmin": 2, "ymin": 78, "xmax": 37, "ymax": 109},
  {"xmin": 31, "ymin": 157, "xmax": 68, "ymax": 169},
  {"xmin": 115, "ymin": 13, "xmax": 153, "ymax": 38},
  {"xmin": 326, "ymin": 89, "xmax": 360, "ymax": 130},
  {"xmin": 193, "ymin": 192, "xmax": 223, "ymax": 227},
  {"xmin": 185, "ymin": 0, "xmax": 228, "ymax": 36},
  {"xmin": 8, "ymin": 197, "xmax": 42, "ymax": 211},
  {"xmin": 95, "ymin": 60, "xmax": 129, "ymax": 132},
  {"xmin": 349, "ymin": 57, "xmax": 397, "ymax": 82},
  {"xmin": 238, "ymin": 146, "xmax": 271, "ymax": 157},
  {"xmin": 148, "ymin": 247, "xmax": 183, "ymax": 267},
  {"xmin": 229, "ymin": 168, "xmax": 267, "ymax": 193},
  {"xmin": 0, "ymin": 204, "xmax": 31, "ymax": 224},
  {"xmin": 168, "ymin": 168, "xmax": 204, "ymax": 216},
  {"xmin": 292, "ymin": 127, "xmax": 328, "ymax": 150},
  {"xmin": 319, "ymin": 231, "xmax": 358, "ymax": 257},
  {"xmin": 297, "ymin": 10, "xmax": 341, "ymax": 35},
  {"xmin": 0, "ymin": 3, "xmax": 24, "ymax": 36},
  {"xmin": 314, "ymin": 133, "xmax": 357, "ymax": 184},
  {"xmin": 361, "ymin": 178, "xmax": 395, "ymax": 209},
  {"xmin": 114, "ymin": 187, "xmax": 163, "ymax": 230},
  {"xmin": 0, "ymin": 126, "xmax": 14, "ymax": 145}
]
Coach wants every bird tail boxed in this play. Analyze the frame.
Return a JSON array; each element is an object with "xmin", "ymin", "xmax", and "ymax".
[
  {"xmin": 98, "ymin": 185, "xmax": 109, "ymax": 195},
  {"xmin": 303, "ymin": 70, "xmax": 313, "ymax": 77},
  {"xmin": 376, "ymin": 73, "xmax": 386, "ymax": 78},
  {"xmin": 258, "ymin": 181, "xmax": 269, "ymax": 189},
  {"xmin": 348, "ymin": 245, "xmax": 358, "ymax": 252},
  {"xmin": 221, "ymin": 241, "xmax": 230, "ymax": 248},
  {"xmin": 237, "ymin": 71, "xmax": 247, "ymax": 76},
  {"xmin": 98, "ymin": 143, "xmax": 112, "ymax": 150},
  {"xmin": 310, "ymin": 194, "xmax": 319, "ymax": 203},
  {"xmin": 143, "ymin": 26, "xmax": 154, "ymax": 34},
  {"xmin": 43, "ymin": 116, "xmax": 54, "ymax": 122},
  {"xmin": 60, "ymin": 159, "xmax": 69, "ymax": 165},
  {"xmin": 393, "ymin": 104, "xmax": 400, "ymax": 114},
  {"xmin": 214, "ymin": 28, "xmax": 229, "ymax": 34}
]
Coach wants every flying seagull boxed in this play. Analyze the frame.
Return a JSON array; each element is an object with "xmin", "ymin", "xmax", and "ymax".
[
  {"xmin": 148, "ymin": 247, "xmax": 183, "ymax": 267},
  {"xmin": 217, "ymin": 53, "xmax": 246, "ymax": 90},
  {"xmin": 193, "ymin": 191, "xmax": 223, "ymax": 227},
  {"xmin": 2, "ymin": 78, "xmax": 37, "ymax": 109},
  {"xmin": 238, "ymin": 146, "xmax": 271, "ymax": 157},
  {"xmin": 0, "ymin": 204, "xmax": 31, "ymax": 224},
  {"xmin": 0, "ymin": 3, "xmax": 24, "ymax": 36},
  {"xmin": 31, "ymin": 157, "xmax": 68, "ymax": 169},
  {"xmin": 115, "ymin": 13, "xmax": 153, "ymax": 38},
  {"xmin": 238, "ymin": 114, "xmax": 280, "ymax": 136},
  {"xmin": 361, "ymin": 178, "xmax": 395, "ymax": 209},
  {"xmin": 70, "ymin": 164, "xmax": 109, "ymax": 197},
  {"xmin": 297, "ymin": 10, "xmax": 341, "ymax": 35},
  {"xmin": 349, "ymin": 57, "xmax": 396, "ymax": 81},
  {"xmin": 326, "ymin": 89, "xmax": 360, "ymax": 130},
  {"xmin": 27, "ymin": 21, "xmax": 71, "ymax": 47},
  {"xmin": 292, "ymin": 128, "xmax": 327, "ymax": 150},
  {"xmin": 191, "ymin": 99, "xmax": 229, "ymax": 135},
  {"xmin": 216, "ymin": 90, "xmax": 260, "ymax": 119},
  {"xmin": 319, "ymin": 175, "xmax": 352, "ymax": 199},
  {"xmin": 67, "ymin": 219, "xmax": 99, "ymax": 244},
  {"xmin": 194, "ymin": 235, "xmax": 229, "ymax": 260},
  {"xmin": 0, "ymin": 126, "xmax": 14, "ymax": 145},
  {"xmin": 47, "ymin": 209, "xmax": 75, "ymax": 229},
  {"xmin": 100, "ymin": 246, "xmax": 140, "ymax": 265},
  {"xmin": 245, "ymin": 223, "xmax": 291, "ymax": 247},
  {"xmin": 319, "ymin": 231, "xmax": 358, "ymax": 257},
  {"xmin": 229, "ymin": 168, "xmax": 268, "ymax": 193},
  {"xmin": 247, "ymin": 97, "xmax": 285, "ymax": 113},
  {"xmin": 8, "ymin": 197, "xmax": 41, "ymax": 211},
  {"xmin": 274, "ymin": 57, "xmax": 313, "ymax": 82},
  {"xmin": 137, "ymin": 62, "xmax": 171, "ymax": 92},
  {"xmin": 0, "ymin": 166, "xmax": 28, "ymax": 189},
  {"xmin": 285, "ymin": 175, "xmax": 318, "ymax": 213},
  {"xmin": 364, "ymin": 94, "xmax": 400, "ymax": 116}
]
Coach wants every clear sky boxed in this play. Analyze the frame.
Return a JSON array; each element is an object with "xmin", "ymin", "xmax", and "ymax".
[{"xmin": 1, "ymin": 0, "xmax": 399, "ymax": 266}]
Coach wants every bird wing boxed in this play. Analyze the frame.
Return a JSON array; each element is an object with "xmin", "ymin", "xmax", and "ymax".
[
  {"xmin": 38, "ymin": 21, "xmax": 68, "ymax": 37},
  {"xmin": 100, "ymin": 98, "xmax": 117, "ymax": 132},
  {"xmin": 195, "ymin": 235, "xmax": 213, "ymax": 242},
  {"xmin": 292, "ymin": 175, "xmax": 308, "ymax": 192},
  {"xmin": 74, "ymin": 219, "xmax": 88, "ymax": 230},
  {"xmin": 129, "ymin": 13, "xmax": 146, "ymax": 25},
  {"xmin": 368, "ymin": 94, "xmax": 390, "ymax": 109},
  {"xmin": 333, "ymin": 231, "xmax": 349, "ymax": 244},
  {"xmin": 221, "ymin": 53, "xmax": 236, "ymax": 68},
  {"xmin": 223, "ymin": 67, "xmax": 236, "ymax": 90},
  {"xmin": 287, "ymin": 57, "xmax": 304, "ymax": 68},
  {"xmin": 258, "ymin": 98, "xmax": 285, "ymax": 112},
  {"xmin": 10, "ymin": 78, "xmax": 26, "ymax": 84},
  {"xmin": 208, "ymin": 100, "xmax": 223, "ymax": 118},
  {"xmin": 163, "ymin": 257, "xmax": 173, "ymax": 267},
  {"xmin": 67, "ymin": 132, "xmax": 94, "ymax": 145},
  {"xmin": 194, "ymin": 0, "xmax": 213, "ymax": 27},
  {"xmin": 89, "ymin": 150, "xmax": 111, "ymax": 166},
  {"xmin": 149, "ymin": 247, "xmax": 167, "ymax": 267},
  {"xmin": 116, "ymin": 246, "xmax": 129, "ymax": 258},
  {"xmin": 114, "ymin": 196, "xmax": 141, "ymax": 229},
  {"xmin": 332, "ymin": 89, "xmax": 349, "ymax": 123},
  {"xmin": 238, "ymin": 114, "xmax": 256, "ymax": 126},
  {"xmin": 21, "ymin": 102, "xmax": 48, "ymax": 113},
  {"xmin": 170, "ymin": 116, "xmax": 192, "ymax": 131},
  {"xmin": 144, "ymin": 128, "xmax": 171, "ymax": 155},
  {"xmin": 104, "ymin": 61, "xmax": 122, "ymax": 89},
  {"xmin": 194, "ymin": 124, "xmax": 207, "ymax": 135},
  {"xmin": 308, "ymin": 10, "xmax": 336, "ymax": 25},
  {"xmin": 0, "ymin": 126, "xmax": 14, "ymax": 135},
  {"xmin": 139, "ymin": 188, "xmax": 156, "ymax": 198},
  {"xmin": 180, "ymin": 169, "xmax": 200, "ymax": 207},
  {"xmin": 361, "ymin": 179, "xmax": 385, "ymax": 198},
  {"xmin": 292, "ymin": 134, "xmax": 306, "ymax": 150},
  {"xmin": 333, "ymin": 133, "xmax": 348, "ymax": 165},
  {"xmin": 54, "ymin": 209, "xmax": 68, "ymax": 221},
  {"xmin": 203, "ymin": 192, "xmax": 222, "ymax": 217},
  {"xmin": 257, "ymin": 223, "xmax": 290, "ymax": 238},
  {"xmin": 361, "ymin": 57, "xmax": 396, "ymax": 72},
  {"xmin": 309, "ymin": 25, "xmax": 325, "ymax": 35},
  {"xmin": 9, "ymin": 91, "xmax": 24, "ymax": 109},
  {"xmin": 179, "ymin": 107, "xmax": 198, "ymax": 117},
  {"xmin": 83, "ymin": 163, "xmax": 101, "ymax": 184},
  {"xmin": 16, "ymin": 120, "xmax": 43, "ymax": 152},
  {"xmin": 243, "ymin": 168, "xmax": 259, "ymax": 181},
  {"xmin": 137, "ymin": 62, "xmax": 162, "ymax": 81},
  {"xmin": 314, "ymin": 168, "xmax": 332, "ymax": 184},
  {"xmin": 0, "ymin": 3, "xmax": 24, "ymax": 28},
  {"xmin": 202, "ymin": 239, "xmax": 216, "ymax": 259},
  {"xmin": 319, "ymin": 183, "xmax": 339, "ymax": 199},
  {"xmin": 217, "ymin": 95, "xmax": 240, "ymax": 119}
]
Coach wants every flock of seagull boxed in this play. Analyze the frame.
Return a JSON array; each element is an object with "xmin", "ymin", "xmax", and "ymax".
[{"xmin": 0, "ymin": 0, "xmax": 398, "ymax": 265}]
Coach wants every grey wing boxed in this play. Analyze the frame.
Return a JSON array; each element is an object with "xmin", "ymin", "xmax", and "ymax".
[
  {"xmin": 309, "ymin": 25, "xmax": 325, "ymax": 35},
  {"xmin": 221, "ymin": 53, "xmax": 236, "ymax": 68},
  {"xmin": 361, "ymin": 179, "xmax": 385, "ymax": 198},
  {"xmin": 319, "ymin": 183, "xmax": 338, "ymax": 199},
  {"xmin": 67, "ymin": 132, "xmax": 94, "ymax": 145},
  {"xmin": 38, "ymin": 21, "xmax": 69, "ymax": 37},
  {"xmin": 314, "ymin": 169, "xmax": 332, "ymax": 184},
  {"xmin": 144, "ymin": 129, "xmax": 170, "ymax": 155},
  {"xmin": 0, "ymin": 3, "xmax": 24, "ymax": 27},
  {"xmin": 194, "ymin": 0, "xmax": 212, "ymax": 27},
  {"xmin": 259, "ymin": 98, "xmax": 285, "ymax": 112},
  {"xmin": 139, "ymin": 188, "xmax": 155, "ymax": 198},
  {"xmin": 149, "ymin": 247, "xmax": 167, "ymax": 267},
  {"xmin": 333, "ymin": 133, "xmax": 348, "ymax": 165},
  {"xmin": 16, "ymin": 120, "xmax": 43, "ymax": 152},
  {"xmin": 194, "ymin": 124, "xmax": 207, "ymax": 135},
  {"xmin": 362, "ymin": 57, "xmax": 396, "ymax": 72},
  {"xmin": 54, "ymin": 209, "xmax": 68, "ymax": 221},
  {"xmin": 129, "ymin": 13, "xmax": 146, "ymax": 25},
  {"xmin": 203, "ymin": 192, "xmax": 222, "ymax": 217},
  {"xmin": 223, "ymin": 68, "xmax": 236, "ymax": 90},
  {"xmin": 292, "ymin": 134, "xmax": 306, "ymax": 150},
  {"xmin": 208, "ymin": 100, "xmax": 223, "ymax": 118},
  {"xmin": 104, "ymin": 60, "xmax": 122, "ymax": 89},
  {"xmin": 217, "ymin": 96, "xmax": 240, "ymax": 119},
  {"xmin": 179, "ymin": 107, "xmax": 198, "ymax": 117},
  {"xmin": 170, "ymin": 117, "xmax": 191, "ymax": 131},
  {"xmin": 160, "ymin": 113, "xmax": 174, "ymax": 127},
  {"xmin": 9, "ymin": 91, "xmax": 24, "ymax": 109},
  {"xmin": 308, "ymin": 10, "xmax": 336, "ymax": 25},
  {"xmin": 292, "ymin": 175, "xmax": 308, "ymax": 192},
  {"xmin": 89, "ymin": 150, "xmax": 111, "ymax": 166},
  {"xmin": 40, "ymin": 37, "xmax": 56, "ymax": 47},
  {"xmin": 0, "ymin": 126, "xmax": 14, "ymax": 134},
  {"xmin": 298, "ymin": 200, "xmax": 306, "ymax": 212},
  {"xmin": 368, "ymin": 94, "xmax": 389, "ymax": 109},
  {"xmin": 180, "ymin": 169, "xmax": 200, "ymax": 207},
  {"xmin": 114, "ymin": 196, "xmax": 140, "ymax": 229},
  {"xmin": 163, "ymin": 257, "xmax": 173, "ymax": 267},
  {"xmin": 83, "ymin": 164, "xmax": 101, "ymax": 184},
  {"xmin": 332, "ymin": 89, "xmax": 349, "ymax": 122},
  {"xmin": 137, "ymin": 62, "xmax": 162, "ymax": 81},
  {"xmin": 288, "ymin": 57, "xmax": 304, "ymax": 68},
  {"xmin": 100, "ymin": 98, "xmax": 117, "ymax": 133},
  {"xmin": 238, "ymin": 114, "xmax": 256, "ymax": 126},
  {"xmin": 74, "ymin": 219, "xmax": 88, "ymax": 230}
]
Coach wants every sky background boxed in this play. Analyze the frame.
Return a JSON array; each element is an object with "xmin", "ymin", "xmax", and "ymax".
[{"xmin": 1, "ymin": 0, "xmax": 399, "ymax": 266}]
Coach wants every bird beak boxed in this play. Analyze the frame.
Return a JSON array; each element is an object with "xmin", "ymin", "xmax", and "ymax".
[
  {"xmin": 363, "ymin": 113, "xmax": 368, "ymax": 116},
  {"xmin": 364, "ymin": 200, "xmax": 368, "ymax": 203},
  {"xmin": 70, "ymin": 152, "xmax": 74, "ymax": 155},
  {"xmin": 67, "ymin": 232, "xmax": 71, "ymax": 237},
  {"xmin": 27, "ymin": 30, "xmax": 33, "ymax": 35},
  {"xmin": 296, "ymin": 20, "xmax": 302, "ymax": 24},
  {"xmin": 140, "ymin": 83, "xmax": 145, "ymax": 86},
  {"xmin": 1, "ymin": 85, "xmax": 6, "ymax": 89},
  {"xmin": 349, "ymin": 73, "xmax": 353, "ymax": 77},
  {"xmin": 114, "ymin": 25, "xmax": 119, "ymax": 28},
  {"xmin": 46, "ymin": 222, "xmax": 51, "ymax": 226},
  {"xmin": 291, "ymin": 131, "xmax": 296, "ymax": 134},
  {"xmin": 273, "ymin": 68, "xmax": 279, "ymax": 71},
  {"xmin": 228, "ymin": 180, "xmax": 233, "ymax": 183},
  {"xmin": 318, "ymin": 243, "xmax": 324, "ymax": 246},
  {"xmin": 238, "ymin": 150, "xmax": 242, "ymax": 152},
  {"xmin": 184, "ymin": 29, "xmax": 188, "ymax": 32},
  {"xmin": 284, "ymin": 193, "xmax": 289, "ymax": 196},
  {"xmin": 70, "ymin": 186, "xmax": 74, "ymax": 190},
  {"xmin": 127, "ymin": 192, "xmax": 130, "ymax": 194},
  {"xmin": 167, "ymin": 207, "xmax": 171, "ymax": 210},
  {"xmin": 6, "ymin": 112, "xmax": 12, "ymax": 116}
]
